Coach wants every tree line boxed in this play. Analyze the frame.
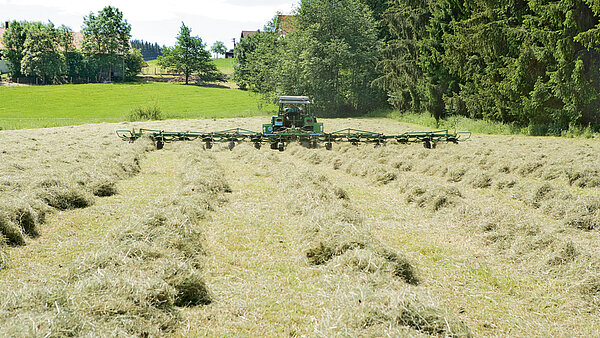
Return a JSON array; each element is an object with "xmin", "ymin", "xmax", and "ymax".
[
  {"xmin": 130, "ymin": 39, "xmax": 162, "ymax": 61},
  {"xmin": 1, "ymin": 6, "xmax": 143, "ymax": 84},
  {"xmin": 234, "ymin": 0, "xmax": 600, "ymax": 133}
]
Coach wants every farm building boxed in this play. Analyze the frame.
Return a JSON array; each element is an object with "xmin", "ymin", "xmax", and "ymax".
[
  {"xmin": 276, "ymin": 15, "xmax": 297, "ymax": 35},
  {"xmin": 240, "ymin": 30, "xmax": 259, "ymax": 39}
]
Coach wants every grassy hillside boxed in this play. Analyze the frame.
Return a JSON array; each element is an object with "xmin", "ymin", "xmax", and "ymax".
[
  {"xmin": 1, "ymin": 117, "xmax": 599, "ymax": 336},
  {"xmin": 0, "ymin": 82, "xmax": 273, "ymax": 130},
  {"xmin": 212, "ymin": 58, "xmax": 234, "ymax": 76},
  {"xmin": 142, "ymin": 58, "xmax": 234, "ymax": 76}
]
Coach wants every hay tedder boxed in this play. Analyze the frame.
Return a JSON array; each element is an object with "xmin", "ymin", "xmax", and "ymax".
[{"xmin": 117, "ymin": 96, "xmax": 470, "ymax": 151}]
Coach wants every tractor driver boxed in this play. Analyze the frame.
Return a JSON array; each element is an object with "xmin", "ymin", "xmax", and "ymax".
[
  {"xmin": 284, "ymin": 104, "xmax": 301, "ymax": 127},
  {"xmin": 285, "ymin": 104, "xmax": 299, "ymax": 114}
]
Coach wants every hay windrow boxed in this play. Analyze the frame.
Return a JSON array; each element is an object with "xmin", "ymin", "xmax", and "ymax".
[
  {"xmin": 0, "ymin": 142, "xmax": 225, "ymax": 336},
  {"xmin": 0, "ymin": 128, "xmax": 154, "ymax": 248}
]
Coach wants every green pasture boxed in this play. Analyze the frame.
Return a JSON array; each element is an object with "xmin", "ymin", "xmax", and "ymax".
[
  {"xmin": 142, "ymin": 58, "xmax": 234, "ymax": 76},
  {"xmin": 212, "ymin": 58, "xmax": 235, "ymax": 75},
  {"xmin": 0, "ymin": 82, "xmax": 274, "ymax": 130}
]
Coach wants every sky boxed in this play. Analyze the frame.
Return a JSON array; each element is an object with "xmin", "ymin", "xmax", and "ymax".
[{"xmin": 0, "ymin": 0, "xmax": 298, "ymax": 50}]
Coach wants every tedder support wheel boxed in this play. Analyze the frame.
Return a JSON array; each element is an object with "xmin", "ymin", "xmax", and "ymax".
[
  {"xmin": 423, "ymin": 140, "xmax": 431, "ymax": 149},
  {"xmin": 325, "ymin": 142, "xmax": 332, "ymax": 150},
  {"xmin": 278, "ymin": 142, "xmax": 285, "ymax": 152},
  {"xmin": 254, "ymin": 142, "xmax": 261, "ymax": 149},
  {"xmin": 270, "ymin": 143, "xmax": 278, "ymax": 150},
  {"xmin": 156, "ymin": 139, "xmax": 164, "ymax": 150},
  {"xmin": 228, "ymin": 141, "xmax": 236, "ymax": 151},
  {"xmin": 205, "ymin": 141, "xmax": 213, "ymax": 150}
]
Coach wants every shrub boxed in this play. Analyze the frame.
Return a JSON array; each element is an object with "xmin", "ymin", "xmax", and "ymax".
[{"xmin": 127, "ymin": 102, "xmax": 164, "ymax": 121}]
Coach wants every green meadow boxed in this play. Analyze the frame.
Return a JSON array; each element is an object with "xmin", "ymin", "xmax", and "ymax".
[{"xmin": 0, "ymin": 82, "xmax": 274, "ymax": 130}]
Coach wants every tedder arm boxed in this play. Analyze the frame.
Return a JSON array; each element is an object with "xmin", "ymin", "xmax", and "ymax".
[{"xmin": 116, "ymin": 127, "xmax": 471, "ymax": 151}]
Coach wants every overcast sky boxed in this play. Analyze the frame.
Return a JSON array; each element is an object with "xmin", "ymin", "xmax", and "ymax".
[{"xmin": 0, "ymin": 0, "xmax": 298, "ymax": 50}]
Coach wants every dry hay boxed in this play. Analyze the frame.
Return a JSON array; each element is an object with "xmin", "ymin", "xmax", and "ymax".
[
  {"xmin": 0, "ymin": 143, "xmax": 225, "ymax": 336},
  {"xmin": 0, "ymin": 125, "xmax": 154, "ymax": 248},
  {"xmin": 283, "ymin": 169, "xmax": 419, "ymax": 284}
]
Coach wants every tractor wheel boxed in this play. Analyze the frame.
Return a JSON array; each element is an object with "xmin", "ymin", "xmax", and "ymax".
[
  {"xmin": 205, "ymin": 141, "xmax": 213, "ymax": 150},
  {"xmin": 270, "ymin": 143, "xmax": 278, "ymax": 150},
  {"xmin": 156, "ymin": 139, "xmax": 164, "ymax": 150},
  {"xmin": 423, "ymin": 140, "xmax": 431, "ymax": 149},
  {"xmin": 228, "ymin": 141, "xmax": 236, "ymax": 151},
  {"xmin": 325, "ymin": 142, "xmax": 332, "ymax": 150},
  {"xmin": 278, "ymin": 143, "xmax": 285, "ymax": 152},
  {"xmin": 254, "ymin": 142, "xmax": 261, "ymax": 149}
]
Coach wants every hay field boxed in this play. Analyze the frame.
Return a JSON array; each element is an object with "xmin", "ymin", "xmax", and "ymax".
[{"xmin": 1, "ymin": 117, "xmax": 599, "ymax": 336}]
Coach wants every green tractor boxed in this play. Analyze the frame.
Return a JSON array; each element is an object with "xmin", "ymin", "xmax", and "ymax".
[
  {"xmin": 263, "ymin": 96, "xmax": 323, "ymax": 134},
  {"xmin": 117, "ymin": 95, "xmax": 471, "ymax": 150}
]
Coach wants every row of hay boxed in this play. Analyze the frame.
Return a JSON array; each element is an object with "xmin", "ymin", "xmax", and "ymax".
[
  {"xmin": 0, "ymin": 143, "xmax": 228, "ymax": 336},
  {"xmin": 236, "ymin": 145, "xmax": 471, "ymax": 336},
  {"xmin": 0, "ymin": 132, "xmax": 154, "ymax": 248},
  {"xmin": 290, "ymin": 141, "xmax": 600, "ymax": 232},
  {"xmin": 289, "ymin": 143, "xmax": 600, "ymax": 317}
]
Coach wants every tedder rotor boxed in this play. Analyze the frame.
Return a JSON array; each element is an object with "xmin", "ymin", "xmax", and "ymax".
[{"xmin": 117, "ymin": 96, "xmax": 470, "ymax": 151}]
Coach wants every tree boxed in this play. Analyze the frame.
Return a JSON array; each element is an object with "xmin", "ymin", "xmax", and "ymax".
[
  {"xmin": 123, "ymin": 49, "xmax": 145, "ymax": 81},
  {"xmin": 211, "ymin": 41, "xmax": 227, "ymax": 58},
  {"xmin": 82, "ymin": 6, "xmax": 132, "ymax": 81},
  {"xmin": 20, "ymin": 22, "xmax": 65, "ymax": 84},
  {"xmin": 1, "ymin": 21, "xmax": 28, "ymax": 80},
  {"xmin": 287, "ymin": 0, "xmax": 386, "ymax": 114},
  {"xmin": 130, "ymin": 39, "xmax": 162, "ymax": 60},
  {"xmin": 233, "ymin": 32, "xmax": 280, "ymax": 90},
  {"xmin": 82, "ymin": 6, "xmax": 131, "ymax": 55},
  {"xmin": 157, "ymin": 22, "xmax": 217, "ymax": 85}
]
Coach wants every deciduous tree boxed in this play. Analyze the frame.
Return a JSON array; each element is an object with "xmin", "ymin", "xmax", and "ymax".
[
  {"xmin": 157, "ymin": 22, "xmax": 218, "ymax": 85},
  {"xmin": 211, "ymin": 41, "xmax": 227, "ymax": 58}
]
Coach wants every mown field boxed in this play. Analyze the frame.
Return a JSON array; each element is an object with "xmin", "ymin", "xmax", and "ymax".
[
  {"xmin": 1, "ymin": 117, "xmax": 599, "ymax": 336},
  {"xmin": 0, "ymin": 82, "xmax": 272, "ymax": 130}
]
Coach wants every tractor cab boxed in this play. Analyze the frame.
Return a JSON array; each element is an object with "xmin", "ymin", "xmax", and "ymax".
[{"xmin": 263, "ymin": 96, "xmax": 323, "ymax": 134}]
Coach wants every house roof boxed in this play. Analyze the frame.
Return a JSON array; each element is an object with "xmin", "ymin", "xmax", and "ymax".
[
  {"xmin": 277, "ymin": 15, "xmax": 297, "ymax": 35},
  {"xmin": 241, "ymin": 30, "xmax": 259, "ymax": 39}
]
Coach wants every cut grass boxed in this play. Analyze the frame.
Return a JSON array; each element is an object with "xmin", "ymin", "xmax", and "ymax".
[
  {"xmin": 1, "ymin": 117, "xmax": 600, "ymax": 336},
  {"xmin": 0, "ymin": 82, "xmax": 274, "ymax": 130},
  {"xmin": 0, "ymin": 143, "xmax": 228, "ymax": 336}
]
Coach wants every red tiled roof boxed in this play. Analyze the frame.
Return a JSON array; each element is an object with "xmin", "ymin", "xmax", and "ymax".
[
  {"xmin": 241, "ymin": 30, "xmax": 259, "ymax": 39},
  {"xmin": 277, "ymin": 15, "xmax": 297, "ymax": 35},
  {"xmin": 72, "ymin": 32, "xmax": 83, "ymax": 49}
]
